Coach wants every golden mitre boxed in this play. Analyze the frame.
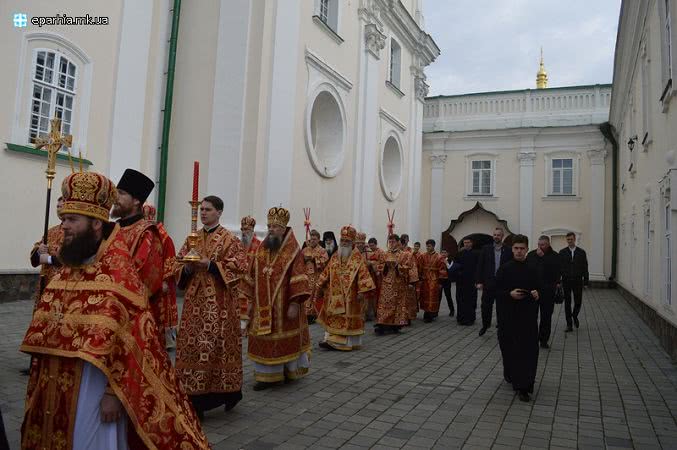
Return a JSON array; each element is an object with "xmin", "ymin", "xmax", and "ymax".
[
  {"xmin": 340, "ymin": 225, "xmax": 357, "ymax": 241},
  {"xmin": 241, "ymin": 215, "xmax": 256, "ymax": 228},
  {"xmin": 355, "ymin": 232, "xmax": 366, "ymax": 243},
  {"xmin": 267, "ymin": 207, "xmax": 290, "ymax": 227},
  {"xmin": 61, "ymin": 172, "xmax": 117, "ymax": 222}
]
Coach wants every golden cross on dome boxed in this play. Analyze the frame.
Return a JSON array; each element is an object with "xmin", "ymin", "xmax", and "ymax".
[{"xmin": 35, "ymin": 117, "xmax": 73, "ymax": 186}]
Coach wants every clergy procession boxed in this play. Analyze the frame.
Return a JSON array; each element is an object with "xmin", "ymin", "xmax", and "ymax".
[{"xmin": 12, "ymin": 117, "xmax": 592, "ymax": 449}]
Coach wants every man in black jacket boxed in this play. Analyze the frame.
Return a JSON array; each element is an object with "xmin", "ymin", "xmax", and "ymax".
[
  {"xmin": 527, "ymin": 236, "xmax": 561, "ymax": 348},
  {"xmin": 475, "ymin": 227, "xmax": 512, "ymax": 336},
  {"xmin": 558, "ymin": 232, "xmax": 589, "ymax": 332},
  {"xmin": 455, "ymin": 237, "xmax": 479, "ymax": 325}
]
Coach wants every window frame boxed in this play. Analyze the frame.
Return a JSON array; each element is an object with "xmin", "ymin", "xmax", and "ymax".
[
  {"xmin": 544, "ymin": 152, "xmax": 580, "ymax": 198},
  {"xmin": 465, "ymin": 156, "xmax": 496, "ymax": 197},
  {"xmin": 28, "ymin": 48, "xmax": 78, "ymax": 146},
  {"xmin": 389, "ymin": 38, "xmax": 402, "ymax": 89},
  {"xmin": 659, "ymin": 0, "xmax": 675, "ymax": 109},
  {"xmin": 313, "ymin": 0, "xmax": 341, "ymax": 39}
]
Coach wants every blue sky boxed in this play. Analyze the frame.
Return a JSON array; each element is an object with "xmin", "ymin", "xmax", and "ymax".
[{"xmin": 422, "ymin": 0, "xmax": 622, "ymax": 96}]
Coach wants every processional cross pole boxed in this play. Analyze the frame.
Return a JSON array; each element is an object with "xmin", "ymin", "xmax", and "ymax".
[{"xmin": 34, "ymin": 118, "xmax": 72, "ymax": 244}]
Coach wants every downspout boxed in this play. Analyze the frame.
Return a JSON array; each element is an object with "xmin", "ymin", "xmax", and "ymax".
[
  {"xmin": 599, "ymin": 122, "xmax": 618, "ymax": 281},
  {"xmin": 157, "ymin": 0, "xmax": 182, "ymax": 222}
]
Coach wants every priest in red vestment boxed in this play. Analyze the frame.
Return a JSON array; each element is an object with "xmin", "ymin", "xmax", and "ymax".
[
  {"xmin": 302, "ymin": 229, "xmax": 329, "ymax": 322},
  {"xmin": 173, "ymin": 196, "xmax": 249, "ymax": 417},
  {"xmin": 242, "ymin": 207, "xmax": 312, "ymax": 390},
  {"xmin": 365, "ymin": 237, "xmax": 385, "ymax": 321},
  {"xmin": 143, "ymin": 202, "xmax": 179, "ymax": 349},
  {"xmin": 111, "ymin": 169, "xmax": 167, "ymax": 347},
  {"xmin": 417, "ymin": 239, "xmax": 448, "ymax": 322},
  {"xmin": 315, "ymin": 226, "xmax": 375, "ymax": 351},
  {"xmin": 375, "ymin": 234, "xmax": 418, "ymax": 334},
  {"xmin": 21, "ymin": 172, "xmax": 208, "ymax": 450},
  {"xmin": 239, "ymin": 215, "xmax": 261, "ymax": 322}
]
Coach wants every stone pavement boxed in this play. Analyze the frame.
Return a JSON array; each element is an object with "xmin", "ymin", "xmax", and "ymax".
[{"xmin": 1, "ymin": 288, "xmax": 677, "ymax": 449}]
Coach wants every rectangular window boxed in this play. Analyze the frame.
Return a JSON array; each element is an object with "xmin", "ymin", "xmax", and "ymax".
[
  {"xmin": 470, "ymin": 160, "xmax": 492, "ymax": 195},
  {"xmin": 29, "ymin": 50, "xmax": 77, "ymax": 145},
  {"xmin": 551, "ymin": 158, "xmax": 574, "ymax": 195},
  {"xmin": 316, "ymin": 0, "xmax": 338, "ymax": 33},
  {"xmin": 666, "ymin": 0, "xmax": 673, "ymax": 80},
  {"xmin": 389, "ymin": 39, "xmax": 402, "ymax": 89}
]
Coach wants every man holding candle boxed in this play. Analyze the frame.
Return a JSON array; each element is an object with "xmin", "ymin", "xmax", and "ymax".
[
  {"xmin": 172, "ymin": 195, "xmax": 249, "ymax": 417},
  {"xmin": 241, "ymin": 207, "xmax": 312, "ymax": 390},
  {"xmin": 111, "ymin": 169, "xmax": 168, "ymax": 346}
]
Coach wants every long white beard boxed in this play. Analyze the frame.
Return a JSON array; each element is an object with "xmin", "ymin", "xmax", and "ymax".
[{"xmin": 339, "ymin": 246, "xmax": 352, "ymax": 259}]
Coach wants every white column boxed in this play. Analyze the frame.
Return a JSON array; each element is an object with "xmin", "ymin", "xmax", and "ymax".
[
  {"xmin": 518, "ymin": 151, "xmax": 536, "ymax": 243},
  {"xmin": 429, "ymin": 153, "xmax": 447, "ymax": 240},
  {"xmin": 108, "ymin": 0, "xmax": 154, "ymax": 181},
  {"xmin": 262, "ymin": 0, "xmax": 301, "ymax": 211},
  {"xmin": 207, "ymin": 0, "xmax": 252, "ymax": 231},
  {"xmin": 406, "ymin": 67, "xmax": 428, "ymax": 242},
  {"xmin": 587, "ymin": 148, "xmax": 608, "ymax": 280},
  {"xmin": 353, "ymin": 23, "xmax": 385, "ymax": 237}
]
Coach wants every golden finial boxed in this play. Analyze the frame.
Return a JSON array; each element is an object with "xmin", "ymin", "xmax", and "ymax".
[{"xmin": 536, "ymin": 47, "xmax": 548, "ymax": 89}]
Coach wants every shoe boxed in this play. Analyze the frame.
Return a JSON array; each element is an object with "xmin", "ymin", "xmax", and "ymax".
[
  {"xmin": 318, "ymin": 341, "xmax": 335, "ymax": 350},
  {"xmin": 540, "ymin": 342, "xmax": 550, "ymax": 349},
  {"xmin": 450, "ymin": 310, "xmax": 455, "ymax": 317},
  {"xmin": 565, "ymin": 326, "xmax": 573, "ymax": 332},
  {"xmin": 518, "ymin": 391, "xmax": 530, "ymax": 402},
  {"xmin": 253, "ymin": 381, "xmax": 281, "ymax": 391},
  {"xmin": 374, "ymin": 327, "xmax": 385, "ymax": 336},
  {"xmin": 479, "ymin": 327, "xmax": 488, "ymax": 336},
  {"xmin": 20, "ymin": 368, "xmax": 31, "ymax": 376},
  {"xmin": 574, "ymin": 317, "xmax": 580, "ymax": 328}
]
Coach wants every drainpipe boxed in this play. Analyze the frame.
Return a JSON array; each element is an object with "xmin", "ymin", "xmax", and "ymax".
[
  {"xmin": 157, "ymin": 0, "xmax": 182, "ymax": 222},
  {"xmin": 599, "ymin": 122, "xmax": 618, "ymax": 281}
]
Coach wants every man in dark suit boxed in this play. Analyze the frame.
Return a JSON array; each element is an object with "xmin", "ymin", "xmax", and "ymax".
[
  {"xmin": 475, "ymin": 227, "xmax": 512, "ymax": 336},
  {"xmin": 527, "ymin": 235, "xmax": 561, "ymax": 348},
  {"xmin": 456, "ymin": 237, "xmax": 479, "ymax": 325},
  {"xmin": 558, "ymin": 232, "xmax": 589, "ymax": 332}
]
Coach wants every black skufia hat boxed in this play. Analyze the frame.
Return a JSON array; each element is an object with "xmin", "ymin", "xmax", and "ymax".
[{"xmin": 117, "ymin": 169, "xmax": 155, "ymax": 203}]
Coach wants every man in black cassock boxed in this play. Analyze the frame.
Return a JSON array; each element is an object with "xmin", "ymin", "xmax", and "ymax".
[
  {"xmin": 495, "ymin": 234, "xmax": 541, "ymax": 402},
  {"xmin": 322, "ymin": 231, "xmax": 338, "ymax": 258},
  {"xmin": 527, "ymin": 235, "xmax": 561, "ymax": 349},
  {"xmin": 456, "ymin": 237, "xmax": 479, "ymax": 325}
]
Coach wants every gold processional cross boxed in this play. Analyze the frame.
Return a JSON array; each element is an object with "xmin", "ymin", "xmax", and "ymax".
[{"xmin": 35, "ymin": 118, "xmax": 73, "ymax": 188}]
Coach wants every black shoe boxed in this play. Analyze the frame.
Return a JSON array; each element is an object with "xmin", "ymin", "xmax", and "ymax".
[
  {"xmin": 540, "ymin": 342, "xmax": 550, "ymax": 349},
  {"xmin": 375, "ymin": 327, "xmax": 385, "ymax": 336},
  {"xmin": 423, "ymin": 317, "xmax": 432, "ymax": 323},
  {"xmin": 253, "ymin": 381, "xmax": 281, "ymax": 391},
  {"xmin": 20, "ymin": 368, "xmax": 31, "ymax": 376},
  {"xmin": 479, "ymin": 327, "xmax": 488, "ymax": 336},
  {"xmin": 565, "ymin": 326, "xmax": 573, "ymax": 332},
  {"xmin": 518, "ymin": 391, "xmax": 530, "ymax": 402},
  {"xmin": 574, "ymin": 317, "xmax": 580, "ymax": 328},
  {"xmin": 318, "ymin": 341, "xmax": 336, "ymax": 350},
  {"xmin": 450, "ymin": 310, "xmax": 455, "ymax": 317}
]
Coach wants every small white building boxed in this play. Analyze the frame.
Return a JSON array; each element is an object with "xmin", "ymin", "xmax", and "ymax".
[
  {"xmin": 421, "ymin": 79, "xmax": 613, "ymax": 280},
  {"xmin": 610, "ymin": 0, "xmax": 677, "ymax": 349}
]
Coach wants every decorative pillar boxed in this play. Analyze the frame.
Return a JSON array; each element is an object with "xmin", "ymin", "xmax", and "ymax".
[
  {"xmin": 429, "ymin": 153, "xmax": 447, "ymax": 240},
  {"xmin": 406, "ymin": 64, "xmax": 428, "ymax": 242},
  {"xmin": 262, "ymin": 0, "xmax": 302, "ymax": 212},
  {"xmin": 353, "ymin": 21, "xmax": 386, "ymax": 236},
  {"xmin": 518, "ymin": 151, "xmax": 536, "ymax": 243},
  {"xmin": 587, "ymin": 148, "xmax": 608, "ymax": 280}
]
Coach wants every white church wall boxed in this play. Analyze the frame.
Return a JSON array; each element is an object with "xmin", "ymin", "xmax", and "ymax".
[{"xmin": 611, "ymin": 0, "xmax": 677, "ymax": 325}]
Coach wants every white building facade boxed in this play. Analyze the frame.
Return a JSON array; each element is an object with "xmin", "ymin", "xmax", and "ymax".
[
  {"xmin": 0, "ymin": 0, "xmax": 438, "ymax": 296},
  {"xmin": 610, "ymin": 0, "xmax": 677, "ymax": 343},
  {"xmin": 421, "ymin": 85, "xmax": 614, "ymax": 281}
]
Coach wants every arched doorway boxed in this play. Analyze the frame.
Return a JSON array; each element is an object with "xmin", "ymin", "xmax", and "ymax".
[{"xmin": 440, "ymin": 202, "xmax": 514, "ymax": 253}]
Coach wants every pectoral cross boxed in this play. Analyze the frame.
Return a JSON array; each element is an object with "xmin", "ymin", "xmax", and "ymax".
[{"xmin": 35, "ymin": 118, "xmax": 73, "ymax": 187}]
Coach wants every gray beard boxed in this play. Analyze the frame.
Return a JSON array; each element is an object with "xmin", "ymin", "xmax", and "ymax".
[
  {"xmin": 241, "ymin": 233, "xmax": 253, "ymax": 248},
  {"xmin": 339, "ymin": 246, "xmax": 352, "ymax": 259},
  {"xmin": 326, "ymin": 242, "xmax": 336, "ymax": 253}
]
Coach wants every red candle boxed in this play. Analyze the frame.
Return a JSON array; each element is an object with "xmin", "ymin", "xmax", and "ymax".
[{"xmin": 192, "ymin": 161, "xmax": 199, "ymax": 202}]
